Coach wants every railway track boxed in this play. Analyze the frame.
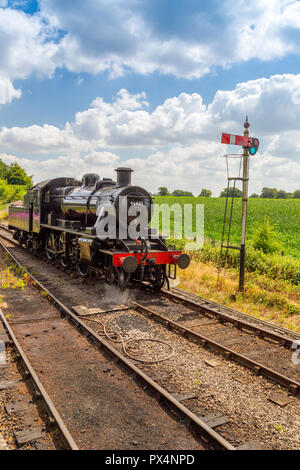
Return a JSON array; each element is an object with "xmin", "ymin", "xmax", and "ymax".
[
  {"xmin": 0, "ymin": 311, "xmax": 78, "ymax": 450},
  {"xmin": 133, "ymin": 291, "xmax": 300, "ymax": 396},
  {"xmin": 165, "ymin": 287, "xmax": 300, "ymax": 345},
  {"xmin": 0, "ymin": 226, "xmax": 235, "ymax": 450},
  {"xmin": 0, "ymin": 224, "xmax": 299, "ymax": 449}
]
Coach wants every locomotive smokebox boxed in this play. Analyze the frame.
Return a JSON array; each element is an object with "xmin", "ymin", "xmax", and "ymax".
[{"xmin": 115, "ymin": 167, "xmax": 133, "ymax": 187}]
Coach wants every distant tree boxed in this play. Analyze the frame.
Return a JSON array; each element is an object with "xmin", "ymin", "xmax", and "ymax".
[
  {"xmin": 172, "ymin": 190, "xmax": 185, "ymax": 197},
  {"xmin": 220, "ymin": 187, "xmax": 242, "ymax": 198},
  {"xmin": 172, "ymin": 190, "xmax": 194, "ymax": 197},
  {"xmin": 157, "ymin": 187, "xmax": 169, "ymax": 196},
  {"xmin": 277, "ymin": 190, "xmax": 288, "ymax": 199},
  {"xmin": 250, "ymin": 193, "xmax": 260, "ymax": 198},
  {"xmin": 199, "ymin": 189, "xmax": 212, "ymax": 197},
  {"xmin": 0, "ymin": 159, "xmax": 7, "ymax": 179},
  {"xmin": 293, "ymin": 190, "xmax": 300, "ymax": 199},
  {"xmin": 260, "ymin": 187, "xmax": 278, "ymax": 199},
  {"xmin": 5, "ymin": 163, "xmax": 32, "ymax": 187}
]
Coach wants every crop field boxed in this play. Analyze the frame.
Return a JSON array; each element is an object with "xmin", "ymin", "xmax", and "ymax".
[{"xmin": 153, "ymin": 197, "xmax": 300, "ymax": 258}]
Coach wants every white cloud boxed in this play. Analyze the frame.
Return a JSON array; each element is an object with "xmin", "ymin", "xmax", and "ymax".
[
  {"xmin": 0, "ymin": 5, "xmax": 58, "ymax": 103},
  {"xmin": 1, "ymin": 74, "xmax": 300, "ymax": 194},
  {"xmin": 37, "ymin": 0, "xmax": 300, "ymax": 79},
  {"xmin": 0, "ymin": 74, "xmax": 21, "ymax": 103},
  {"xmin": 0, "ymin": 124, "xmax": 87, "ymax": 154},
  {"xmin": 0, "ymin": 150, "xmax": 120, "ymax": 182},
  {"xmin": 0, "ymin": 0, "xmax": 300, "ymax": 105}
]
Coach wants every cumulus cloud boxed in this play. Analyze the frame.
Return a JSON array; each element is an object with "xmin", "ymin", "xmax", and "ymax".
[
  {"xmin": 0, "ymin": 74, "xmax": 21, "ymax": 103},
  {"xmin": 0, "ymin": 150, "xmax": 120, "ymax": 182},
  {"xmin": 1, "ymin": 74, "xmax": 300, "ymax": 194},
  {"xmin": 37, "ymin": 0, "xmax": 300, "ymax": 78},
  {"xmin": 1, "ymin": 73, "xmax": 294, "ymax": 154},
  {"xmin": 0, "ymin": 123, "xmax": 90, "ymax": 154},
  {"xmin": 0, "ymin": 5, "xmax": 58, "ymax": 103},
  {"xmin": 0, "ymin": 0, "xmax": 300, "ymax": 104}
]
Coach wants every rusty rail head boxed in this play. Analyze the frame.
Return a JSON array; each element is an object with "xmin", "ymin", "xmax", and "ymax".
[
  {"xmin": 161, "ymin": 288, "xmax": 300, "ymax": 348},
  {"xmin": 0, "ymin": 308, "xmax": 79, "ymax": 450}
]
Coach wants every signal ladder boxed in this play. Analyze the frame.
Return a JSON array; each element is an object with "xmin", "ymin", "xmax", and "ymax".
[{"xmin": 217, "ymin": 153, "xmax": 245, "ymax": 289}]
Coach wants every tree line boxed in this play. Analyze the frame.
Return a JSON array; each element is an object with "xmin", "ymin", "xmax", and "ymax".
[
  {"xmin": 156, "ymin": 187, "xmax": 212, "ymax": 197},
  {"xmin": 156, "ymin": 186, "xmax": 300, "ymax": 199},
  {"xmin": 0, "ymin": 159, "xmax": 32, "ymax": 186},
  {"xmin": 221, "ymin": 187, "xmax": 300, "ymax": 199}
]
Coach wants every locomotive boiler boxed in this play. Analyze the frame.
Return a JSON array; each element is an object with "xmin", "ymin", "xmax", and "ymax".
[{"xmin": 8, "ymin": 167, "xmax": 190, "ymax": 289}]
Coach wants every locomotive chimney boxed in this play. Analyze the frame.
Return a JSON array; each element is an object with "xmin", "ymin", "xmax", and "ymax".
[{"xmin": 115, "ymin": 167, "xmax": 133, "ymax": 187}]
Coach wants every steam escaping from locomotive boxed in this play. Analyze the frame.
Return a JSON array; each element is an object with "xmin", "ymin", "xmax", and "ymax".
[{"xmin": 8, "ymin": 167, "xmax": 190, "ymax": 290}]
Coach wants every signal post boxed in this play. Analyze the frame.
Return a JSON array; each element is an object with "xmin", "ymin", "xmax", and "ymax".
[
  {"xmin": 239, "ymin": 118, "xmax": 250, "ymax": 291},
  {"xmin": 221, "ymin": 118, "xmax": 259, "ymax": 292}
]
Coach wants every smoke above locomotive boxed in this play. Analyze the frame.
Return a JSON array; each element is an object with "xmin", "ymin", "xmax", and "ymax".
[{"xmin": 8, "ymin": 167, "xmax": 190, "ymax": 290}]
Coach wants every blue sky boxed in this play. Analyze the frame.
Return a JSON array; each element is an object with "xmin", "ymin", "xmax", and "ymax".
[{"xmin": 0, "ymin": 0, "xmax": 300, "ymax": 195}]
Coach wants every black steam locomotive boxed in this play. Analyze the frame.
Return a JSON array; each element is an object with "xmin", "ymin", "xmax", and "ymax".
[{"xmin": 8, "ymin": 167, "xmax": 190, "ymax": 289}]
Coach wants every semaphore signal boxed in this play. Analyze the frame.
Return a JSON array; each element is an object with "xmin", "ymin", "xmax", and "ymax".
[
  {"xmin": 221, "ymin": 133, "xmax": 259, "ymax": 155},
  {"xmin": 220, "ymin": 117, "xmax": 260, "ymax": 291}
]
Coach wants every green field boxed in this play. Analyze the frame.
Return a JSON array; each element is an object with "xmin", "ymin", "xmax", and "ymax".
[{"xmin": 154, "ymin": 197, "xmax": 300, "ymax": 258}]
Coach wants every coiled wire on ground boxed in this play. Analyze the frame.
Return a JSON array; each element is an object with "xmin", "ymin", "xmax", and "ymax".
[{"xmin": 85, "ymin": 317, "xmax": 174, "ymax": 364}]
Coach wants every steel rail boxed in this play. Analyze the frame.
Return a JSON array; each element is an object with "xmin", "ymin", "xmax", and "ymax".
[
  {"xmin": 174, "ymin": 287, "xmax": 300, "ymax": 338},
  {"xmin": 172, "ymin": 287, "xmax": 300, "ymax": 341},
  {"xmin": 161, "ymin": 289, "xmax": 300, "ymax": 347},
  {"xmin": 132, "ymin": 301, "xmax": 300, "ymax": 396},
  {"xmin": 0, "ymin": 234, "xmax": 235, "ymax": 450},
  {"xmin": 0, "ymin": 309, "xmax": 79, "ymax": 450}
]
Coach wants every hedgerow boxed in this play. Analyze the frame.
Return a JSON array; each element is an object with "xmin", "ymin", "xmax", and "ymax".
[{"xmin": 192, "ymin": 242, "xmax": 300, "ymax": 286}]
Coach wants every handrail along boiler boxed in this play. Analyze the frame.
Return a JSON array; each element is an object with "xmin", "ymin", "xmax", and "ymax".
[{"xmin": 8, "ymin": 167, "xmax": 190, "ymax": 289}]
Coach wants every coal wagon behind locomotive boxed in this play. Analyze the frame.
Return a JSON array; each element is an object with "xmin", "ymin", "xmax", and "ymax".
[{"xmin": 8, "ymin": 167, "xmax": 190, "ymax": 289}]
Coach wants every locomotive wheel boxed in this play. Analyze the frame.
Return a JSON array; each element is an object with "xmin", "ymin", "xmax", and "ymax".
[
  {"xmin": 107, "ymin": 266, "xmax": 119, "ymax": 285},
  {"xmin": 77, "ymin": 261, "xmax": 89, "ymax": 278},
  {"xmin": 60, "ymin": 257, "xmax": 70, "ymax": 269},
  {"xmin": 107, "ymin": 266, "xmax": 128, "ymax": 290},
  {"xmin": 26, "ymin": 236, "xmax": 33, "ymax": 253},
  {"xmin": 58, "ymin": 233, "xmax": 70, "ymax": 268},
  {"xmin": 147, "ymin": 265, "xmax": 165, "ymax": 289},
  {"xmin": 32, "ymin": 238, "xmax": 40, "ymax": 255},
  {"xmin": 17, "ymin": 232, "xmax": 25, "ymax": 247},
  {"xmin": 45, "ymin": 233, "xmax": 56, "ymax": 260},
  {"xmin": 118, "ymin": 269, "xmax": 130, "ymax": 291}
]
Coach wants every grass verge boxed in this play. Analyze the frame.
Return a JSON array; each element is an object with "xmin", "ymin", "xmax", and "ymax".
[{"xmin": 178, "ymin": 260, "xmax": 300, "ymax": 333}]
